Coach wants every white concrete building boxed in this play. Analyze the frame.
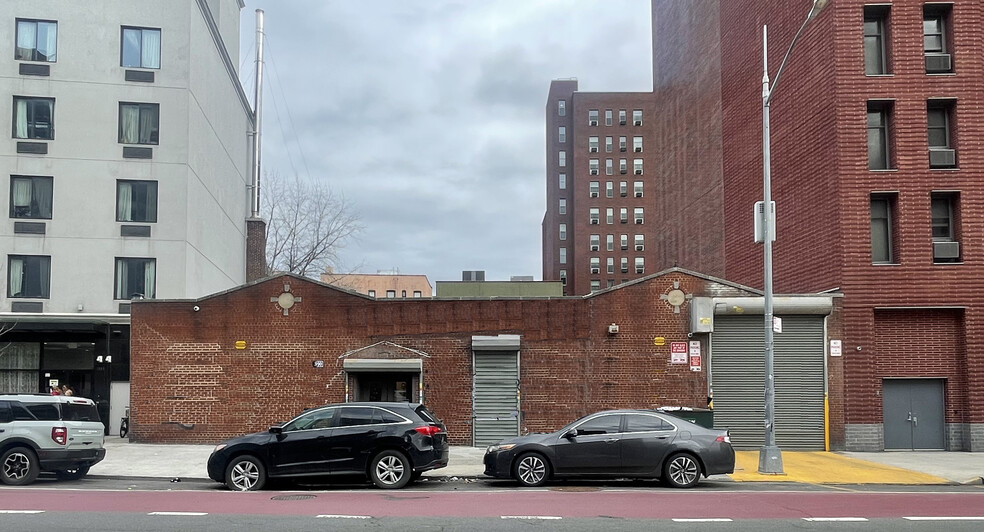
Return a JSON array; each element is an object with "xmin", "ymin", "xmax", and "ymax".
[{"xmin": 0, "ymin": 0, "xmax": 253, "ymax": 427}]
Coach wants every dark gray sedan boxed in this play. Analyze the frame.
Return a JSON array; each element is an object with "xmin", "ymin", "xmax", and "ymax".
[{"xmin": 483, "ymin": 409, "xmax": 734, "ymax": 488}]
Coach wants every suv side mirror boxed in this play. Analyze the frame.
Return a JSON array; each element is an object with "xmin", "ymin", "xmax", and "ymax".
[{"xmin": 563, "ymin": 429, "xmax": 578, "ymax": 440}]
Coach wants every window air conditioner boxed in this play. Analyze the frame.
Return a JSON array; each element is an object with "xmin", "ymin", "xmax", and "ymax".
[
  {"xmin": 620, "ymin": 169, "xmax": 627, "ymax": 174},
  {"xmin": 635, "ymin": 169, "xmax": 643, "ymax": 175},
  {"xmin": 633, "ymin": 120, "xmax": 642, "ymax": 126},
  {"xmin": 620, "ymin": 147, "xmax": 626, "ymax": 152},
  {"xmin": 590, "ymin": 192, "xmax": 599, "ymax": 197},
  {"xmin": 933, "ymin": 241, "xmax": 960, "ymax": 260},
  {"xmin": 620, "ymin": 218, "xmax": 628, "ymax": 224},
  {"xmin": 620, "ymin": 192, "xmax": 627, "ymax": 197},
  {"xmin": 590, "ymin": 219, "xmax": 599, "ymax": 225},
  {"xmin": 590, "ymin": 147, "xmax": 598, "ymax": 153},
  {"xmin": 929, "ymin": 148, "xmax": 956, "ymax": 168},
  {"xmin": 635, "ymin": 267, "xmax": 644, "ymax": 273},
  {"xmin": 590, "ymin": 245, "xmax": 599, "ymax": 251},
  {"xmin": 619, "ymin": 120, "xmax": 626, "ymax": 125},
  {"xmin": 634, "ymin": 147, "xmax": 642, "ymax": 152},
  {"xmin": 589, "ymin": 120, "xmax": 598, "ymax": 126},
  {"xmin": 635, "ymin": 192, "xmax": 643, "ymax": 198},
  {"xmin": 621, "ymin": 245, "xmax": 628, "ymax": 251},
  {"xmin": 635, "ymin": 218, "xmax": 643, "ymax": 224},
  {"xmin": 925, "ymin": 53, "xmax": 952, "ymax": 73},
  {"xmin": 635, "ymin": 245, "xmax": 644, "ymax": 251},
  {"xmin": 621, "ymin": 267, "xmax": 629, "ymax": 273},
  {"xmin": 590, "ymin": 267, "xmax": 600, "ymax": 274},
  {"xmin": 590, "ymin": 170, "xmax": 599, "ymax": 175}
]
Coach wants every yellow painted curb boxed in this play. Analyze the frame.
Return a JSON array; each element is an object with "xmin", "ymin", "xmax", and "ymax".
[{"xmin": 728, "ymin": 451, "xmax": 951, "ymax": 484}]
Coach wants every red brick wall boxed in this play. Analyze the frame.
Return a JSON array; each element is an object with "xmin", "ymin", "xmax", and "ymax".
[{"xmin": 129, "ymin": 272, "xmax": 755, "ymax": 444}]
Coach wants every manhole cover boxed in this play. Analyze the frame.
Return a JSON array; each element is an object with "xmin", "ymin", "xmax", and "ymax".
[{"xmin": 271, "ymin": 495, "xmax": 316, "ymax": 501}]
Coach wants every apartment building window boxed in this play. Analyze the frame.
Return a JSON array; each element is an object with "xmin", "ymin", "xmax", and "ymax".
[
  {"xmin": 589, "ymin": 181, "xmax": 600, "ymax": 197},
  {"xmin": 8, "ymin": 255, "xmax": 50, "ymax": 298},
  {"xmin": 588, "ymin": 109, "xmax": 599, "ymax": 126},
  {"xmin": 589, "ymin": 208, "xmax": 600, "ymax": 224},
  {"xmin": 607, "ymin": 257, "xmax": 615, "ymax": 274},
  {"xmin": 559, "ymin": 151, "xmax": 566, "ymax": 167},
  {"xmin": 413, "ymin": 291, "xmax": 422, "ymax": 298},
  {"xmin": 923, "ymin": 5, "xmax": 953, "ymax": 74},
  {"xmin": 606, "ymin": 208, "xmax": 614, "ymax": 224},
  {"xmin": 116, "ymin": 180, "xmax": 158, "ymax": 222},
  {"xmin": 619, "ymin": 159, "xmax": 627, "ymax": 174},
  {"xmin": 559, "ymin": 269, "xmax": 567, "ymax": 285},
  {"xmin": 867, "ymin": 101, "xmax": 893, "ymax": 170},
  {"xmin": 632, "ymin": 109, "xmax": 643, "ymax": 126},
  {"xmin": 634, "ymin": 159, "xmax": 643, "ymax": 175},
  {"xmin": 605, "ymin": 109, "xmax": 613, "ymax": 126},
  {"xmin": 635, "ymin": 234, "xmax": 645, "ymax": 251},
  {"xmin": 635, "ymin": 257, "xmax": 645, "ymax": 274},
  {"xmin": 605, "ymin": 136, "xmax": 613, "ymax": 153},
  {"xmin": 605, "ymin": 181, "xmax": 614, "ymax": 198},
  {"xmin": 589, "ymin": 159, "xmax": 600, "ymax": 175},
  {"xmin": 619, "ymin": 207, "xmax": 628, "ymax": 223},
  {"xmin": 606, "ymin": 159, "xmax": 613, "ymax": 175},
  {"xmin": 590, "ymin": 280, "xmax": 601, "ymax": 292},
  {"xmin": 559, "ymin": 198, "xmax": 566, "ymax": 214},
  {"xmin": 385, "ymin": 290, "xmax": 396, "ymax": 298},
  {"xmin": 618, "ymin": 109, "xmax": 627, "ymax": 125},
  {"xmin": 633, "ymin": 136, "xmax": 643, "ymax": 152},
  {"xmin": 558, "ymin": 126, "xmax": 566, "ymax": 143},
  {"xmin": 634, "ymin": 207, "xmax": 644, "ymax": 224},
  {"xmin": 606, "ymin": 234, "xmax": 614, "ymax": 251},
  {"xmin": 620, "ymin": 257, "xmax": 629, "ymax": 273},
  {"xmin": 15, "ymin": 19, "xmax": 57, "ymax": 62},
  {"xmin": 367, "ymin": 290, "xmax": 375, "ymax": 297},
  {"xmin": 559, "ymin": 247, "xmax": 567, "ymax": 264},
  {"xmin": 401, "ymin": 290, "xmax": 407, "ymax": 298},
  {"xmin": 620, "ymin": 234, "xmax": 628, "ymax": 250},
  {"xmin": 588, "ymin": 136, "xmax": 599, "ymax": 152},
  {"xmin": 634, "ymin": 181, "xmax": 644, "ymax": 197},
  {"xmin": 607, "ymin": 280, "xmax": 615, "ymax": 289},
  {"xmin": 590, "ymin": 257, "xmax": 601, "ymax": 274},
  {"xmin": 590, "ymin": 234, "xmax": 600, "ymax": 251},
  {"xmin": 870, "ymin": 196, "xmax": 894, "ymax": 264},
  {"xmin": 931, "ymin": 192, "xmax": 960, "ymax": 263},
  {"xmin": 114, "ymin": 257, "xmax": 156, "ymax": 299},
  {"xmin": 863, "ymin": 6, "xmax": 890, "ymax": 75},
  {"xmin": 619, "ymin": 136, "xmax": 627, "ymax": 152},
  {"xmin": 119, "ymin": 102, "xmax": 159, "ymax": 145},
  {"xmin": 121, "ymin": 27, "xmax": 161, "ymax": 69},
  {"xmin": 559, "ymin": 223, "xmax": 567, "ymax": 241},
  {"xmin": 13, "ymin": 97, "xmax": 54, "ymax": 140},
  {"xmin": 558, "ymin": 100, "xmax": 566, "ymax": 116},
  {"xmin": 559, "ymin": 173, "xmax": 566, "ymax": 190},
  {"xmin": 10, "ymin": 175, "xmax": 52, "ymax": 219},
  {"xmin": 927, "ymin": 100, "xmax": 956, "ymax": 168},
  {"xmin": 619, "ymin": 181, "xmax": 627, "ymax": 197}
]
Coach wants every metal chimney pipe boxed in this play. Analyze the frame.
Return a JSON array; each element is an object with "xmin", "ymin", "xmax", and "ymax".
[{"xmin": 251, "ymin": 9, "xmax": 265, "ymax": 218}]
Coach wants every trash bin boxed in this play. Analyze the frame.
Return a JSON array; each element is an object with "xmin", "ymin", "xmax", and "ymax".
[{"xmin": 657, "ymin": 407, "xmax": 714, "ymax": 429}]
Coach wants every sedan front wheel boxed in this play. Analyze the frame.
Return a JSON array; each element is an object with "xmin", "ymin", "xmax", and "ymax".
[
  {"xmin": 513, "ymin": 452, "xmax": 550, "ymax": 487},
  {"xmin": 225, "ymin": 455, "xmax": 266, "ymax": 491}
]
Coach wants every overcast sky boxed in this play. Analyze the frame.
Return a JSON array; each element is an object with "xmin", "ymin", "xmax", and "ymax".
[{"xmin": 237, "ymin": 1, "xmax": 653, "ymax": 285}]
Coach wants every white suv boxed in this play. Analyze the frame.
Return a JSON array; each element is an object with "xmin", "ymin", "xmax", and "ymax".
[{"xmin": 0, "ymin": 394, "xmax": 106, "ymax": 485}]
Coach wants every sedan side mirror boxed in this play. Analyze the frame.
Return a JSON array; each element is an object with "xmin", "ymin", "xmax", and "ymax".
[
  {"xmin": 269, "ymin": 425, "xmax": 283, "ymax": 434},
  {"xmin": 563, "ymin": 429, "xmax": 578, "ymax": 440}
]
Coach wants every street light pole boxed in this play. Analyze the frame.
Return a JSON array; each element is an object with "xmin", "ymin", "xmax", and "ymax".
[{"xmin": 758, "ymin": 0, "xmax": 828, "ymax": 475}]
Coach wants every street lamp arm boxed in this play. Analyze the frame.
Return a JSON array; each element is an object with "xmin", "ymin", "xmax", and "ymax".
[{"xmin": 767, "ymin": 0, "xmax": 828, "ymax": 104}]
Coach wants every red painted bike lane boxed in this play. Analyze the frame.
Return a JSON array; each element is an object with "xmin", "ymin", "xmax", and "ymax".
[{"xmin": 1, "ymin": 489, "xmax": 982, "ymax": 519}]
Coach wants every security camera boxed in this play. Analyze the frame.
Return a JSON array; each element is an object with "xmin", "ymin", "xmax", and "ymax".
[
  {"xmin": 193, "ymin": 305, "xmax": 200, "ymax": 312},
  {"xmin": 687, "ymin": 332, "xmax": 693, "ymax": 338}
]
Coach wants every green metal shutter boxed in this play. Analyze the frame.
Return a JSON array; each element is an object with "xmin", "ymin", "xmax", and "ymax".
[
  {"xmin": 711, "ymin": 315, "xmax": 825, "ymax": 450},
  {"xmin": 472, "ymin": 351, "xmax": 520, "ymax": 447}
]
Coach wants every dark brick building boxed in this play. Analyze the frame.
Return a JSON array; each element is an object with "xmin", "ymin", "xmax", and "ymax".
[
  {"xmin": 651, "ymin": 0, "xmax": 984, "ymax": 450},
  {"xmin": 128, "ymin": 270, "xmax": 837, "ymax": 448}
]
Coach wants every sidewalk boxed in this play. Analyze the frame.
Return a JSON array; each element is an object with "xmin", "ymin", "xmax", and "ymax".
[{"xmin": 89, "ymin": 437, "xmax": 984, "ymax": 485}]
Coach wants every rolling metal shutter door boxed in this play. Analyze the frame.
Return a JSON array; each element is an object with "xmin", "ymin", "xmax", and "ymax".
[
  {"xmin": 711, "ymin": 315, "xmax": 825, "ymax": 450},
  {"xmin": 472, "ymin": 351, "xmax": 520, "ymax": 447}
]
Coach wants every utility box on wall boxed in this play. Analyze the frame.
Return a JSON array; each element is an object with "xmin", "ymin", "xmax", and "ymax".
[{"xmin": 690, "ymin": 297, "xmax": 714, "ymax": 333}]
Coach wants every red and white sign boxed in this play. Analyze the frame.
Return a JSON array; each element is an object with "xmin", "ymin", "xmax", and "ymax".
[
  {"xmin": 689, "ymin": 340, "xmax": 702, "ymax": 372},
  {"xmin": 670, "ymin": 342, "xmax": 688, "ymax": 364}
]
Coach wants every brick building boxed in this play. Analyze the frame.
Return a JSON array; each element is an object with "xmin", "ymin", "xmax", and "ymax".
[
  {"xmin": 128, "ymin": 269, "xmax": 836, "ymax": 448},
  {"xmin": 651, "ymin": 0, "xmax": 984, "ymax": 450},
  {"xmin": 541, "ymin": 80, "xmax": 659, "ymax": 296}
]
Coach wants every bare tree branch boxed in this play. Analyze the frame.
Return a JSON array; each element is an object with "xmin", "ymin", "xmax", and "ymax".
[{"xmin": 263, "ymin": 171, "xmax": 362, "ymax": 278}]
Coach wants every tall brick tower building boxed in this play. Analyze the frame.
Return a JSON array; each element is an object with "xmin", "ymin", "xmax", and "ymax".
[{"xmin": 651, "ymin": 0, "xmax": 984, "ymax": 451}]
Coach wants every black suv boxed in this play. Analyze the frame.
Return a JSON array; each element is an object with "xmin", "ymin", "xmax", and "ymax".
[{"xmin": 207, "ymin": 402, "xmax": 449, "ymax": 491}]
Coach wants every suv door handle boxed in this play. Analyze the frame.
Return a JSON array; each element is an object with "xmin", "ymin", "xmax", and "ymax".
[{"xmin": 604, "ymin": 438, "xmax": 618, "ymax": 444}]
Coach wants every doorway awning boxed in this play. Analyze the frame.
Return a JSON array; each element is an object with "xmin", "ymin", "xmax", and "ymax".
[{"xmin": 342, "ymin": 359, "xmax": 423, "ymax": 372}]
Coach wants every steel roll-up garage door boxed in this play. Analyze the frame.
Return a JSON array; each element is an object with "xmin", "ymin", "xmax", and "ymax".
[
  {"xmin": 710, "ymin": 315, "xmax": 825, "ymax": 450},
  {"xmin": 472, "ymin": 351, "xmax": 520, "ymax": 447}
]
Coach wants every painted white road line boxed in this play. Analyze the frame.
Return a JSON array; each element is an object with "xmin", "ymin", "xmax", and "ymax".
[
  {"xmin": 501, "ymin": 516, "xmax": 563, "ymax": 520},
  {"xmin": 316, "ymin": 515, "xmax": 372, "ymax": 519},
  {"xmin": 672, "ymin": 518, "xmax": 734, "ymax": 522},
  {"xmin": 147, "ymin": 512, "xmax": 208, "ymax": 516},
  {"xmin": 0, "ymin": 510, "xmax": 45, "ymax": 514},
  {"xmin": 904, "ymin": 517, "xmax": 984, "ymax": 521},
  {"xmin": 803, "ymin": 517, "xmax": 869, "ymax": 522}
]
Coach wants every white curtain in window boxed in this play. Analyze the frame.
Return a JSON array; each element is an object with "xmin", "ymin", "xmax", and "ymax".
[
  {"xmin": 36, "ymin": 179, "xmax": 52, "ymax": 217},
  {"xmin": 121, "ymin": 105, "xmax": 139, "ymax": 143},
  {"xmin": 9, "ymin": 258, "xmax": 24, "ymax": 296},
  {"xmin": 12, "ymin": 179, "xmax": 31, "ymax": 208},
  {"xmin": 15, "ymin": 99, "xmax": 28, "ymax": 138},
  {"xmin": 41, "ymin": 22, "xmax": 57, "ymax": 61},
  {"xmin": 115, "ymin": 259, "xmax": 127, "ymax": 299},
  {"xmin": 142, "ymin": 30, "xmax": 160, "ymax": 68},
  {"xmin": 117, "ymin": 182, "xmax": 132, "ymax": 221},
  {"xmin": 138, "ymin": 107, "xmax": 156, "ymax": 143},
  {"xmin": 143, "ymin": 260, "xmax": 156, "ymax": 298},
  {"xmin": 15, "ymin": 21, "xmax": 36, "ymax": 60}
]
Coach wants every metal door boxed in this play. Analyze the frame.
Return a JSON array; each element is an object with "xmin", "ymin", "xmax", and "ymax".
[
  {"xmin": 472, "ymin": 351, "xmax": 520, "ymax": 446},
  {"xmin": 882, "ymin": 379, "xmax": 945, "ymax": 450}
]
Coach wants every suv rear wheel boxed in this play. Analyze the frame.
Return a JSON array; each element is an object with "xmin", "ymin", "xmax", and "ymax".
[
  {"xmin": 370, "ymin": 450, "xmax": 411, "ymax": 489},
  {"xmin": 1, "ymin": 446, "xmax": 40, "ymax": 486}
]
